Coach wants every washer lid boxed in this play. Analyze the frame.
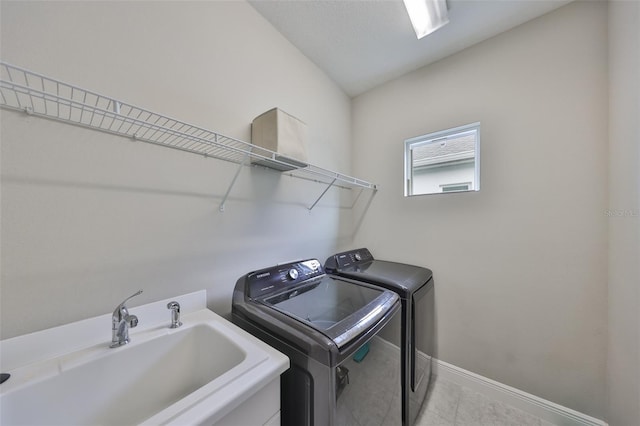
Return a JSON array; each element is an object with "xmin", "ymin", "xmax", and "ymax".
[
  {"xmin": 257, "ymin": 275, "xmax": 398, "ymax": 349},
  {"xmin": 343, "ymin": 260, "xmax": 433, "ymax": 292}
]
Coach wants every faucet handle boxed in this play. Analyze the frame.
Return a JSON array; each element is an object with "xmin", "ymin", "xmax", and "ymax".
[
  {"xmin": 118, "ymin": 290, "xmax": 143, "ymax": 309},
  {"xmin": 113, "ymin": 289, "xmax": 143, "ymax": 317}
]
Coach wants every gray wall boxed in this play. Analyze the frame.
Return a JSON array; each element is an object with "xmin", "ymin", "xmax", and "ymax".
[
  {"xmin": 607, "ymin": 1, "xmax": 640, "ymax": 425},
  {"xmin": 0, "ymin": 1, "xmax": 355, "ymax": 339},
  {"xmin": 351, "ymin": 1, "xmax": 608, "ymax": 418}
]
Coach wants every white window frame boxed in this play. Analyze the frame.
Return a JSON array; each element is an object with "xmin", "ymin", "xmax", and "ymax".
[{"xmin": 404, "ymin": 122, "xmax": 481, "ymax": 197}]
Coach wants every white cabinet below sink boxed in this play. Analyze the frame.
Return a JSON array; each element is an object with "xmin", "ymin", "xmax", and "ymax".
[{"xmin": 214, "ymin": 378, "xmax": 280, "ymax": 426}]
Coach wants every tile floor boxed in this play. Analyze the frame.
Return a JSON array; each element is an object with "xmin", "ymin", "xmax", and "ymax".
[{"xmin": 415, "ymin": 376, "xmax": 557, "ymax": 426}]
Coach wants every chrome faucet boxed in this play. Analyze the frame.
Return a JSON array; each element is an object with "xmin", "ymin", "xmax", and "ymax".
[
  {"xmin": 110, "ymin": 290, "xmax": 142, "ymax": 348},
  {"xmin": 167, "ymin": 301, "xmax": 182, "ymax": 328}
]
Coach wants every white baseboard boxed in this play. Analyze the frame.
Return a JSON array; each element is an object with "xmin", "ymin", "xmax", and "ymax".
[{"xmin": 432, "ymin": 358, "xmax": 607, "ymax": 426}]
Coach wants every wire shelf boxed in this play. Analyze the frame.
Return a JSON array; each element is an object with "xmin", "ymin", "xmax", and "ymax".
[{"xmin": 0, "ymin": 61, "xmax": 376, "ymax": 209}]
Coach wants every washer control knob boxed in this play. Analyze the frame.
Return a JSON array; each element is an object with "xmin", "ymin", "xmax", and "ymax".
[
  {"xmin": 288, "ymin": 268, "xmax": 299, "ymax": 280},
  {"xmin": 354, "ymin": 253, "xmax": 362, "ymax": 261}
]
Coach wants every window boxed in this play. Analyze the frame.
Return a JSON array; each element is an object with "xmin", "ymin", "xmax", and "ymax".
[{"xmin": 404, "ymin": 122, "xmax": 480, "ymax": 196}]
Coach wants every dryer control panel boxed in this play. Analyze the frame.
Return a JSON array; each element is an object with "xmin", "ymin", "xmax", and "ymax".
[
  {"xmin": 324, "ymin": 248, "xmax": 374, "ymax": 271},
  {"xmin": 247, "ymin": 259, "xmax": 324, "ymax": 299}
]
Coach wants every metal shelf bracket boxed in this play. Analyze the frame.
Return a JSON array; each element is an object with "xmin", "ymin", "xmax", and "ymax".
[
  {"xmin": 350, "ymin": 188, "xmax": 365, "ymax": 209},
  {"xmin": 219, "ymin": 152, "xmax": 250, "ymax": 212},
  {"xmin": 308, "ymin": 177, "xmax": 337, "ymax": 211}
]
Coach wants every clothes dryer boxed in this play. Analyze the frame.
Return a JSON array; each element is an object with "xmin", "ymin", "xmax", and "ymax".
[{"xmin": 325, "ymin": 249, "xmax": 434, "ymax": 426}]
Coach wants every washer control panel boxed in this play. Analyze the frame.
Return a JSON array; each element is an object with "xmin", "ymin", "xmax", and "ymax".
[
  {"xmin": 247, "ymin": 259, "xmax": 323, "ymax": 299},
  {"xmin": 324, "ymin": 248, "xmax": 374, "ymax": 271}
]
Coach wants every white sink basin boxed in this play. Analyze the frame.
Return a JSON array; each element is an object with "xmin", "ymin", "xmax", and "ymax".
[{"xmin": 0, "ymin": 292, "xmax": 289, "ymax": 425}]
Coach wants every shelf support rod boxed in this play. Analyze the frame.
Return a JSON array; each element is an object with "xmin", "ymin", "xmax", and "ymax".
[
  {"xmin": 308, "ymin": 177, "xmax": 337, "ymax": 211},
  {"xmin": 350, "ymin": 188, "xmax": 365, "ymax": 209},
  {"xmin": 219, "ymin": 153, "xmax": 250, "ymax": 212}
]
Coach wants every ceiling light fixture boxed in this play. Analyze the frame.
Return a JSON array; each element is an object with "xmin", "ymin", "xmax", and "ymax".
[{"xmin": 403, "ymin": 0, "xmax": 449, "ymax": 39}]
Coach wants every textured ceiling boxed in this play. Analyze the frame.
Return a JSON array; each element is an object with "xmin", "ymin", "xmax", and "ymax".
[{"xmin": 249, "ymin": 0, "xmax": 573, "ymax": 97}]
